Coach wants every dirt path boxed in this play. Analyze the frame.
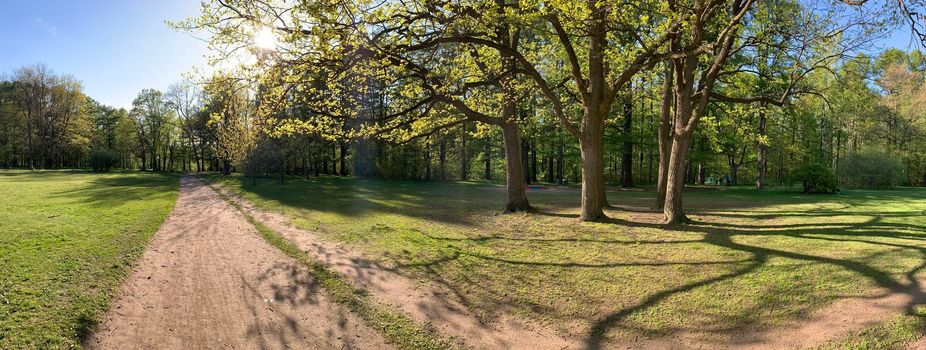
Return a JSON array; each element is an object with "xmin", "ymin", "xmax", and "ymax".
[
  {"xmin": 84, "ymin": 176, "xmax": 389, "ymax": 350},
  {"xmin": 218, "ymin": 184, "xmax": 926, "ymax": 350},
  {"xmin": 217, "ymin": 185, "xmax": 582, "ymax": 350}
]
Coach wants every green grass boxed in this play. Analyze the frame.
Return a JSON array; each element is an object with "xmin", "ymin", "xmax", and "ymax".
[
  {"xmin": 209, "ymin": 174, "xmax": 926, "ymax": 347},
  {"xmin": 0, "ymin": 170, "xmax": 178, "ymax": 349},
  {"xmin": 203, "ymin": 179, "xmax": 460, "ymax": 350}
]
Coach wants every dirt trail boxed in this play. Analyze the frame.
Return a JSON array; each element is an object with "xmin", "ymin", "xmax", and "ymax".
[
  {"xmin": 219, "ymin": 184, "xmax": 926, "ymax": 350},
  {"xmin": 218, "ymin": 185, "xmax": 582, "ymax": 350},
  {"xmin": 84, "ymin": 176, "xmax": 389, "ymax": 350}
]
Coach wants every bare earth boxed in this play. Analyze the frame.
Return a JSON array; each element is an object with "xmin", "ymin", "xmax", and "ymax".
[{"xmin": 84, "ymin": 176, "xmax": 390, "ymax": 350}]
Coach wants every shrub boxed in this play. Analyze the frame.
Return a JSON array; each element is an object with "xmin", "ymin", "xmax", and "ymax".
[
  {"xmin": 838, "ymin": 150, "xmax": 905, "ymax": 188},
  {"xmin": 89, "ymin": 148, "xmax": 120, "ymax": 172},
  {"xmin": 792, "ymin": 163, "xmax": 838, "ymax": 194}
]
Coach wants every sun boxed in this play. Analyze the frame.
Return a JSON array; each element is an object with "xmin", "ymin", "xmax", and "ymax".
[{"xmin": 253, "ymin": 27, "xmax": 278, "ymax": 50}]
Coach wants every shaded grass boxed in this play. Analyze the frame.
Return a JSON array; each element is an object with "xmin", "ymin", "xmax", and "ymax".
[
  {"xmin": 202, "ymin": 178, "xmax": 460, "ymax": 350},
  {"xmin": 209, "ymin": 173, "xmax": 926, "ymax": 347},
  {"xmin": 0, "ymin": 170, "xmax": 178, "ymax": 349}
]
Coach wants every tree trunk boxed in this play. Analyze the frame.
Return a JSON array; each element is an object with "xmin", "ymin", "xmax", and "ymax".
[
  {"xmin": 501, "ymin": 123, "xmax": 530, "ymax": 212},
  {"xmin": 579, "ymin": 118, "xmax": 607, "ymax": 221},
  {"xmin": 756, "ymin": 105, "xmax": 767, "ymax": 189},
  {"xmin": 439, "ymin": 139, "xmax": 447, "ymax": 180},
  {"xmin": 621, "ymin": 90, "xmax": 634, "ymax": 188},
  {"xmin": 697, "ymin": 162, "xmax": 705, "ymax": 185},
  {"xmin": 521, "ymin": 138, "xmax": 531, "ymax": 184},
  {"xmin": 222, "ymin": 159, "xmax": 231, "ymax": 175},
  {"xmin": 339, "ymin": 143, "xmax": 348, "ymax": 176},
  {"xmin": 425, "ymin": 138, "xmax": 432, "ymax": 180},
  {"xmin": 663, "ymin": 131, "xmax": 691, "ymax": 224},
  {"xmin": 531, "ymin": 140, "xmax": 538, "ymax": 183},
  {"xmin": 655, "ymin": 63, "xmax": 673, "ymax": 209}
]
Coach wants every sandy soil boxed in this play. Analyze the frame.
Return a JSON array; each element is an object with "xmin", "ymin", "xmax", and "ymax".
[
  {"xmin": 84, "ymin": 176, "xmax": 390, "ymax": 350},
  {"xmin": 218, "ymin": 183, "xmax": 926, "ymax": 350}
]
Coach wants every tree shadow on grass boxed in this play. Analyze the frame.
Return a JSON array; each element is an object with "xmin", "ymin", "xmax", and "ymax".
[
  {"xmin": 49, "ymin": 173, "xmax": 178, "ymax": 208},
  {"xmin": 573, "ymin": 214, "xmax": 926, "ymax": 349},
  {"xmin": 406, "ymin": 205, "xmax": 926, "ymax": 348}
]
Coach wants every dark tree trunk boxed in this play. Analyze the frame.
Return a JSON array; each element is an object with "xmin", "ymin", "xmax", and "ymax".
[
  {"xmin": 339, "ymin": 143, "xmax": 348, "ymax": 176},
  {"xmin": 460, "ymin": 127, "xmax": 468, "ymax": 180},
  {"xmin": 425, "ymin": 138, "xmax": 432, "ymax": 180},
  {"xmin": 697, "ymin": 163, "xmax": 706, "ymax": 185},
  {"xmin": 521, "ymin": 138, "xmax": 531, "ymax": 184},
  {"xmin": 621, "ymin": 89, "xmax": 634, "ymax": 188},
  {"xmin": 531, "ymin": 140, "xmax": 538, "ymax": 183},
  {"xmin": 439, "ymin": 139, "xmax": 447, "ymax": 180}
]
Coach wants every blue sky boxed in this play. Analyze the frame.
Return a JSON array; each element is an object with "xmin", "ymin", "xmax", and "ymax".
[
  {"xmin": 0, "ymin": 1, "xmax": 208, "ymax": 109},
  {"xmin": 0, "ymin": 1, "xmax": 921, "ymax": 109}
]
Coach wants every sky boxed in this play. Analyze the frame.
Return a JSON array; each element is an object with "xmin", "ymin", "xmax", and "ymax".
[
  {"xmin": 0, "ymin": 1, "xmax": 209, "ymax": 109},
  {"xmin": 0, "ymin": 1, "xmax": 922, "ymax": 109}
]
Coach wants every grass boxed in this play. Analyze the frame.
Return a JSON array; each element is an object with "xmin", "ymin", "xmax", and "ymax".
[
  {"xmin": 814, "ymin": 307, "xmax": 926, "ymax": 350},
  {"xmin": 0, "ymin": 170, "xmax": 178, "ymax": 349},
  {"xmin": 202, "ymin": 178, "xmax": 461, "ymax": 350},
  {"xmin": 208, "ymin": 174, "xmax": 926, "ymax": 347}
]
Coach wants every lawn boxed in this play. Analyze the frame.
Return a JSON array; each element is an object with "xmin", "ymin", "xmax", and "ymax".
[
  {"xmin": 0, "ymin": 170, "xmax": 178, "ymax": 349},
  {"xmin": 210, "ymin": 174, "xmax": 926, "ymax": 347}
]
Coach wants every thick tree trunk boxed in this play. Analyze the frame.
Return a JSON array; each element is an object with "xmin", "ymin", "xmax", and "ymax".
[
  {"xmin": 663, "ymin": 132, "xmax": 691, "ymax": 224},
  {"xmin": 655, "ymin": 63, "xmax": 673, "ymax": 209},
  {"xmin": 222, "ymin": 159, "xmax": 231, "ymax": 175},
  {"xmin": 501, "ymin": 123, "xmax": 530, "ymax": 212},
  {"xmin": 579, "ymin": 117, "xmax": 608, "ymax": 221},
  {"xmin": 756, "ymin": 106, "xmax": 767, "ymax": 189}
]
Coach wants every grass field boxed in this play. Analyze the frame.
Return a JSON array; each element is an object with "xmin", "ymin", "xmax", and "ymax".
[
  {"xmin": 0, "ymin": 171, "xmax": 178, "ymax": 349},
  {"xmin": 211, "ymin": 174, "xmax": 926, "ymax": 347}
]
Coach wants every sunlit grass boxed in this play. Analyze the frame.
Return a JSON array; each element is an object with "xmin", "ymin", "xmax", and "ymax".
[
  {"xmin": 210, "ymin": 174, "xmax": 926, "ymax": 346},
  {"xmin": 0, "ymin": 170, "xmax": 178, "ymax": 349}
]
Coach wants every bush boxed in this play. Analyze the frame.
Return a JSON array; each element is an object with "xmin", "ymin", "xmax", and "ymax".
[
  {"xmin": 89, "ymin": 148, "xmax": 120, "ymax": 172},
  {"xmin": 838, "ymin": 150, "xmax": 905, "ymax": 188},
  {"xmin": 792, "ymin": 163, "xmax": 838, "ymax": 194}
]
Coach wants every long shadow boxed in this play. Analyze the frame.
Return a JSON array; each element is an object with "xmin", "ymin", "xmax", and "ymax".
[
  {"xmin": 579, "ymin": 214, "xmax": 926, "ymax": 348},
  {"xmin": 49, "ymin": 172, "xmax": 178, "ymax": 207}
]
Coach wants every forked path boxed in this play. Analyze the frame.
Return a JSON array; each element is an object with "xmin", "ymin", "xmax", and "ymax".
[{"xmin": 84, "ymin": 176, "xmax": 389, "ymax": 350}]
